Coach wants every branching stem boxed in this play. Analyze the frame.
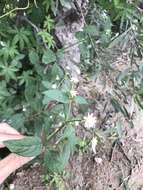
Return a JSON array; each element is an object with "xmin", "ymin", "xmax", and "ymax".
[
  {"xmin": 0, "ymin": 0, "xmax": 30, "ymax": 19},
  {"xmin": 46, "ymin": 119, "xmax": 82, "ymax": 142}
]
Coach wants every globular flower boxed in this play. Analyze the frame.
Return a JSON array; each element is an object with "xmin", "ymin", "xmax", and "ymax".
[{"xmin": 84, "ymin": 113, "xmax": 97, "ymax": 129}]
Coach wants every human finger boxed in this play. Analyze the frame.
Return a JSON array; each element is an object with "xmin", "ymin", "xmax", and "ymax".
[
  {"xmin": 0, "ymin": 123, "xmax": 23, "ymax": 148},
  {"xmin": 0, "ymin": 123, "xmax": 20, "ymax": 135},
  {"xmin": 0, "ymin": 153, "xmax": 34, "ymax": 184}
]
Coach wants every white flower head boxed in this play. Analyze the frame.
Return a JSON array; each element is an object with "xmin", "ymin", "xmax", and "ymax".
[
  {"xmin": 22, "ymin": 105, "xmax": 27, "ymax": 112},
  {"xmin": 58, "ymin": 122, "xmax": 62, "ymax": 127},
  {"xmin": 0, "ymin": 41, "xmax": 5, "ymax": 46},
  {"xmin": 84, "ymin": 113, "xmax": 97, "ymax": 129},
  {"xmin": 52, "ymin": 84, "xmax": 57, "ymax": 89},
  {"xmin": 9, "ymin": 184, "xmax": 15, "ymax": 190},
  {"xmin": 94, "ymin": 157, "xmax": 103, "ymax": 164},
  {"xmin": 106, "ymin": 29, "xmax": 111, "ymax": 35},
  {"xmin": 56, "ymin": 75, "xmax": 60, "ymax": 81},
  {"xmin": 70, "ymin": 89, "xmax": 77, "ymax": 98},
  {"xmin": 91, "ymin": 137, "xmax": 98, "ymax": 154},
  {"xmin": 132, "ymin": 24, "xmax": 137, "ymax": 31},
  {"xmin": 115, "ymin": 33, "xmax": 119, "ymax": 37},
  {"xmin": 75, "ymin": 121, "xmax": 79, "ymax": 126},
  {"xmin": 102, "ymin": 11, "xmax": 107, "ymax": 18},
  {"xmin": 66, "ymin": 66, "xmax": 70, "ymax": 70},
  {"xmin": 71, "ymin": 76, "xmax": 79, "ymax": 84},
  {"xmin": 59, "ymin": 112, "xmax": 65, "ymax": 118}
]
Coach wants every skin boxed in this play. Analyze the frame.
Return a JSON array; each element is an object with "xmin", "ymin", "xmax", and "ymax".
[{"xmin": 0, "ymin": 123, "xmax": 34, "ymax": 184}]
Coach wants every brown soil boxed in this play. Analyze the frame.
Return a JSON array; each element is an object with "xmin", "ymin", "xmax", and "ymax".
[{"xmin": 2, "ymin": 163, "xmax": 46, "ymax": 190}]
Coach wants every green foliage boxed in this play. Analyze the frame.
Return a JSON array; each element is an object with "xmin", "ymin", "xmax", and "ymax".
[
  {"xmin": 44, "ymin": 126, "xmax": 78, "ymax": 173},
  {"xmin": 0, "ymin": 0, "xmax": 143, "ymax": 188},
  {"xmin": 0, "ymin": 1, "xmax": 88, "ymax": 183},
  {"xmin": 38, "ymin": 31, "xmax": 55, "ymax": 48},
  {"xmin": 11, "ymin": 27, "xmax": 31, "ymax": 50},
  {"xmin": 42, "ymin": 48, "xmax": 57, "ymax": 64},
  {"xmin": 29, "ymin": 50, "xmax": 40, "ymax": 65},
  {"xmin": 4, "ymin": 136, "xmax": 42, "ymax": 157},
  {"xmin": 43, "ymin": 89, "xmax": 69, "ymax": 104}
]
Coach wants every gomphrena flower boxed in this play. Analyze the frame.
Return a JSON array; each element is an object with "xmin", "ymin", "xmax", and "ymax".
[{"xmin": 84, "ymin": 113, "xmax": 97, "ymax": 129}]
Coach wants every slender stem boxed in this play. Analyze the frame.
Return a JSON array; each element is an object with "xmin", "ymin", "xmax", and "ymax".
[
  {"xmin": 20, "ymin": 16, "xmax": 40, "ymax": 32},
  {"xmin": 57, "ymin": 74, "xmax": 67, "ymax": 88},
  {"xmin": 63, "ymin": 38, "xmax": 86, "ymax": 52},
  {"xmin": 46, "ymin": 119, "xmax": 82, "ymax": 142},
  {"xmin": 46, "ymin": 123, "xmax": 66, "ymax": 142},
  {"xmin": 0, "ymin": 0, "xmax": 30, "ymax": 19},
  {"xmin": 67, "ymin": 100, "xmax": 72, "ymax": 120},
  {"xmin": 34, "ymin": 0, "xmax": 38, "ymax": 8}
]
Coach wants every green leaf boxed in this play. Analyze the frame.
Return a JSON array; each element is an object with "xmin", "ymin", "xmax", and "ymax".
[
  {"xmin": 42, "ymin": 48, "xmax": 56, "ymax": 64},
  {"xmin": 11, "ymin": 27, "xmax": 31, "ymax": 50},
  {"xmin": 75, "ymin": 96, "xmax": 88, "ymax": 104},
  {"xmin": 4, "ymin": 136, "xmax": 42, "ymax": 157},
  {"xmin": 84, "ymin": 25, "xmax": 99, "ymax": 36},
  {"xmin": 42, "ymin": 81, "xmax": 52, "ymax": 89},
  {"xmin": 51, "ymin": 63, "xmax": 64, "ymax": 79},
  {"xmin": 43, "ymin": 89, "xmax": 69, "ymax": 103},
  {"xmin": 0, "ymin": 81, "xmax": 10, "ymax": 102},
  {"xmin": 0, "ymin": 41, "xmax": 19, "ymax": 60},
  {"xmin": 44, "ymin": 127, "xmax": 78, "ymax": 173},
  {"xmin": 44, "ymin": 150, "xmax": 62, "ymax": 173},
  {"xmin": 25, "ymin": 80, "xmax": 36, "ymax": 101},
  {"xmin": 10, "ymin": 113, "xmax": 25, "ymax": 130},
  {"xmin": 0, "ymin": 63, "xmax": 19, "ymax": 82},
  {"xmin": 29, "ymin": 51, "xmax": 39, "ymax": 65}
]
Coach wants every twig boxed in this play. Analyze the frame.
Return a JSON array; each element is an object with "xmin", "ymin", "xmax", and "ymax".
[
  {"xmin": 20, "ymin": 16, "xmax": 40, "ymax": 32},
  {"xmin": 0, "ymin": 0, "xmax": 30, "ymax": 19},
  {"xmin": 20, "ymin": 16, "xmax": 48, "ymax": 49}
]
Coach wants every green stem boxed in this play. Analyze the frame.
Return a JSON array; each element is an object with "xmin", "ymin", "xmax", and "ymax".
[
  {"xmin": 67, "ymin": 100, "xmax": 72, "ymax": 120},
  {"xmin": 46, "ymin": 119, "xmax": 82, "ymax": 142}
]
